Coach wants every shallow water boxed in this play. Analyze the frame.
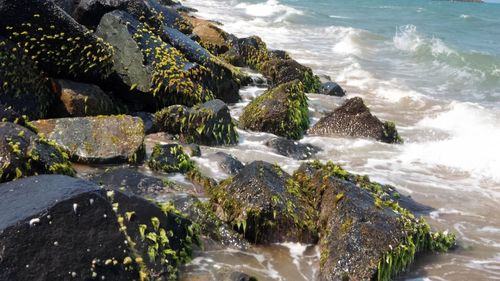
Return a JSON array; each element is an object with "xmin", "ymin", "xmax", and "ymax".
[{"xmin": 174, "ymin": 0, "xmax": 500, "ymax": 279}]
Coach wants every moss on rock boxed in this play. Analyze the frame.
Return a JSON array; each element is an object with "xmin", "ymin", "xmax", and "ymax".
[
  {"xmin": 239, "ymin": 80, "xmax": 309, "ymax": 140},
  {"xmin": 148, "ymin": 143, "xmax": 195, "ymax": 174}
]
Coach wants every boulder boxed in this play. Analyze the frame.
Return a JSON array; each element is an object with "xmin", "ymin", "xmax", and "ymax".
[
  {"xmin": 32, "ymin": 115, "xmax": 145, "ymax": 164},
  {"xmin": 50, "ymin": 79, "xmax": 119, "ymax": 117},
  {"xmin": 207, "ymin": 152, "xmax": 244, "ymax": 176},
  {"xmin": 0, "ymin": 0, "xmax": 114, "ymax": 82},
  {"xmin": 292, "ymin": 162, "xmax": 455, "ymax": 280},
  {"xmin": 170, "ymin": 194, "xmax": 249, "ymax": 250},
  {"xmin": 239, "ymin": 80, "xmax": 309, "ymax": 140},
  {"xmin": 0, "ymin": 175, "xmax": 200, "ymax": 280},
  {"xmin": 96, "ymin": 10, "xmax": 211, "ymax": 111},
  {"xmin": 0, "ymin": 39, "xmax": 54, "ymax": 120},
  {"xmin": 148, "ymin": 143, "xmax": 195, "ymax": 174},
  {"xmin": 90, "ymin": 167, "xmax": 175, "ymax": 198},
  {"xmin": 308, "ymin": 97, "xmax": 403, "ymax": 143},
  {"xmin": 260, "ymin": 59, "xmax": 321, "ymax": 93},
  {"xmin": 160, "ymin": 26, "xmax": 241, "ymax": 103},
  {"xmin": 0, "ymin": 104, "xmax": 32, "ymax": 129},
  {"xmin": 233, "ymin": 36, "xmax": 269, "ymax": 70},
  {"xmin": 0, "ymin": 122, "xmax": 74, "ymax": 183},
  {"xmin": 132, "ymin": 112, "xmax": 158, "ymax": 134},
  {"xmin": 209, "ymin": 161, "xmax": 317, "ymax": 244},
  {"xmin": 265, "ymin": 137, "xmax": 320, "ymax": 160},
  {"xmin": 268, "ymin": 49, "xmax": 291, "ymax": 60},
  {"xmin": 184, "ymin": 15, "xmax": 231, "ymax": 55},
  {"xmin": 155, "ymin": 99, "xmax": 239, "ymax": 146},
  {"xmin": 320, "ymin": 81, "xmax": 345, "ymax": 97},
  {"xmin": 73, "ymin": 0, "xmax": 190, "ymax": 32}
]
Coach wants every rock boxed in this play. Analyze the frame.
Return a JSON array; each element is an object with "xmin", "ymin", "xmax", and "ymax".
[
  {"xmin": 268, "ymin": 49, "xmax": 290, "ymax": 60},
  {"xmin": 320, "ymin": 81, "xmax": 345, "ymax": 97},
  {"xmin": 131, "ymin": 112, "xmax": 158, "ymax": 134},
  {"xmin": 90, "ymin": 167, "xmax": 175, "ymax": 198},
  {"xmin": 265, "ymin": 137, "xmax": 320, "ymax": 160},
  {"xmin": 50, "ymin": 79, "xmax": 119, "ymax": 117},
  {"xmin": 32, "ymin": 115, "xmax": 145, "ymax": 164},
  {"xmin": 73, "ymin": 0, "xmax": 190, "ymax": 32},
  {"xmin": 0, "ymin": 0, "xmax": 114, "ymax": 82},
  {"xmin": 291, "ymin": 161, "xmax": 455, "ymax": 280},
  {"xmin": 0, "ymin": 39, "xmax": 54, "ymax": 120},
  {"xmin": 155, "ymin": 99, "xmax": 239, "ymax": 146},
  {"xmin": 208, "ymin": 152, "xmax": 244, "ymax": 176},
  {"xmin": 209, "ymin": 161, "xmax": 317, "ymax": 244},
  {"xmin": 0, "ymin": 175, "xmax": 139, "ymax": 280},
  {"xmin": 0, "ymin": 122, "xmax": 74, "ymax": 183},
  {"xmin": 0, "ymin": 175, "xmax": 201, "ymax": 280},
  {"xmin": 308, "ymin": 97, "xmax": 403, "ymax": 143},
  {"xmin": 96, "ymin": 10, "xmax": 210, "ymax": 111},
  {"xmin": 233, "ymin": 36, "xmax": 269, "ymax": 70},
  {"xmin": 148, "ymin": 143, "xmax": 195, "ymax": 173},
  {"xmin": 0, "ymin": 104, "xmax": 33, "ymax": 129},
  {"xmin": 160, "ymin": 26, "xmax": 241, "ymax": 103},
  {"xmin": 184, "ymin": 15, "xmax": 231, "ymax": 55},
  {"xmin": 239, "ymin": 80, "xmax": 309, "ymax": 140},
  {"xmin": 260, "ymin": 59, "xmax": 321, "ymax": 93},
  {"xmin": 170, "ymin": 194, "xmax": 249, "ymax": 250}
]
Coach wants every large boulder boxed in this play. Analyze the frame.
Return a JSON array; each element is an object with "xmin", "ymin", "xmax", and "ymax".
[
  {"xmin": 50, "ymin": 79, "xmax": 120, "ymax": 117},
  {"xmin": 148, "ymin": 143, "xmax": 195, "ymax": 174},
  {"xmin": 0, "ymin": 0, "xmax": 114, "ymax": 82},
  {"xmin": 292, "ymin": 162, "xmax": 455, "ymax": 280},
  {"xmin": 0, "ymin": 122, "xmax": 74, "ymax": 183},
  {"xmin": 0, "ymin": 175, "xmax": 200, "ymax": 280},
  {"xmin": 0, "ymin": 39, "xmax": 54, "ymax": 120},
  {"xmin": 32, "ymin": 115, "xmax": 145, "ymax": 164},
  {"xmin": 239, "ymin": 80, "xmax": 309, "ymax": 140},
  {"xmin": 155, "ymin": 99, "xmax": 239, "ymax": 146},
  {"xmin": 265, "ymin": 137, "xmax": 320, "ymax": 160},
  {"xmin": 260, "ymin": 59, "xmax": 321, "ymax": 93},
  {"xmin": 208, "ymin": 161, "xmax": 317, "ymax": 244},
  {"xmin": 96, "ymin": 10, "xmax": 211, "ymax": 111},
  {"xmin": 320, "ymin": 81, "xmax": 345, "ymax": 97},
  {"xmin": 231, "ymin": 36, "xmax": 269, "ymax": 70},
  {"xmin": 308, "ymin": 97, "xmax": 403, "ymax": 143},
  {"xmin": 183, "ymin": 16, "xmax": 232, "ymax": 55}
]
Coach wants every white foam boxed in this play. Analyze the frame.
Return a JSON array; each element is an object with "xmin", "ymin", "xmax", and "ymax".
[
  {"xmin": 400, "ymin": 102, "xmax": 500, "ymax": 183},
  {"xmin": 235, "ymin": 0, "xmax": 303, "ymax": 21},
  {"xmin": 393, "ymin": 24, "xmax": 456, "ymax": 56}
]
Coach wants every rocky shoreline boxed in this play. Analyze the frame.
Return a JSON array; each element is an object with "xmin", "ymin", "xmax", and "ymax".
[{"xmin": 0, "ymin": 0, "xmax": 455, "ymax": 280}]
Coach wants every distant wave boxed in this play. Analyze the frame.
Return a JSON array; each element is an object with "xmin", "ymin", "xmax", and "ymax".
[{"xmin": 235, "ymin": 0, "xmax": 302, "ymax": 22}]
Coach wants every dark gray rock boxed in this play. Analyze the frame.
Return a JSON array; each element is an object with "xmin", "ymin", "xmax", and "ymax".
[
  {"xmin": 209, "ymin": 161, "xmax": 317, "ymax": 244},
  {"xmin": 260, "ymin": 58, "xmax": 321, "ymax": 93},
  {"xmin": 155, "ymin": 99, "xmax": 239, "ymax": 146},
  {"xmin": 132, "ymin": 112, "xmax": 158, "ymax": 134},
  {"xmin": 32, "ymin": 115, "xmax": 145, "ymax": 164},
  {"xmin": 0, "ymin": 122, "xmax": 74, "ymax": 183},
  {"xmin": 308, "ymin": 97, "xmax": 403, "ymax": 143},
  {"xmin": 148, "ymin": 143, "xmax": 195, "ymax": 173},
  {"xmin": 0, "ymin": 38, "xmax": 54, "ymax": 120},
  {"xmin": 265, "ymin": 137, "xmax": 320, "ymax": 160},
  {"xmin": 96, "ymin": 10, "xmax": 209, "ymax": 111},
  {"xmin": 320, "ymin": 81, "xmax": 345, "ymax": 97},
  {"xmin": 51, "ymin": 79, "xmax": 120, "ymax": 117},
  {"xmin": 0, "ymin": 0, "xmax": 114, "ymax": 82},
  {"xmin": 0, "ymin": 104, "xmax": 31, "ymax": 128},
  {"xmin": 208, "ymin": 152, "xmax": 244, "ymax": 176}
]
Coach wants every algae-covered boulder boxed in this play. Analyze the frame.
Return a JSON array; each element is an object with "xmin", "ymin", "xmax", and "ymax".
[
  {"xmin": 96, "ymin": 10, "xmax": 211, "ymax": 111},
  {"xmin": 73, "ymin": 0, "xmax": 190, "ymax": 32},
  {"xmin": 0, "ymin": 122, "xmax": 74, "ymax": 183},
  {"xmin": 233, "ymin": 36, "xmax": 270, "ymax": 70},
  {"xmin": 0, "ymin": 39, "xmax": 54, "ymax": 120},
  {"xmin": 0, "ymin": 104, "xmax": 23, "ymax": 124},
  {"xmin": 265, "ymin": 137, "xmax": 320, "ymax": 160},
  {"xmin": 51, "ymin": 79, "xmax": 120, "ymax": 117},
  {"xmin": 260, "ymin": 59, "xmax": 321, "ymax": 93},
  {"xmin": 239, "ymin": 80, "xmax": 309, "ymax": 140},
  {"xmin": 155, "ymin": 99, "xmax": 239, "ymax": 146},
  {"xmin": 148, "ymin": 143, "xmax": 195, "ymax": 174},
  {"xmin": 0, "ymin": 0, "xmax": 114, "ymax": 82},
  {"xmin": 292, "ymin": 161, "xmax": 455, "ymax": 281},
  {"xmin": 170, "ymin": 194, "xmax": 249, "ymax": 250},
  {"xmin": 308, "ymin": 97, "xmax": 403, "ymax": 143},
  {"xmin": 0, "ymin": 175, "xmax": 200, "ymax": 280},
  {"xmin": 90, "ymin": 167, "xmax": 175, "ymax": 198},
  {"xmin": 209, "ymin": 161, "xmax": 317, "ymax": 244},
  {"xmin": 32, "ymin": 115, "xmax": 145, "ymax": 164}
]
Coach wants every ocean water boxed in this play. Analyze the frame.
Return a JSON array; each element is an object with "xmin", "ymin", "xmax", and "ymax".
[{"xmin": 179, "ymin": 0, "xmax": 500, "ymax": 280}]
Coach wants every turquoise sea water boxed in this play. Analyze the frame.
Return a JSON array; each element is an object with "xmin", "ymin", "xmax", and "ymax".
[{"xmin": 182, "ymin": 0, "xmax": 500, "ymax": 279}]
